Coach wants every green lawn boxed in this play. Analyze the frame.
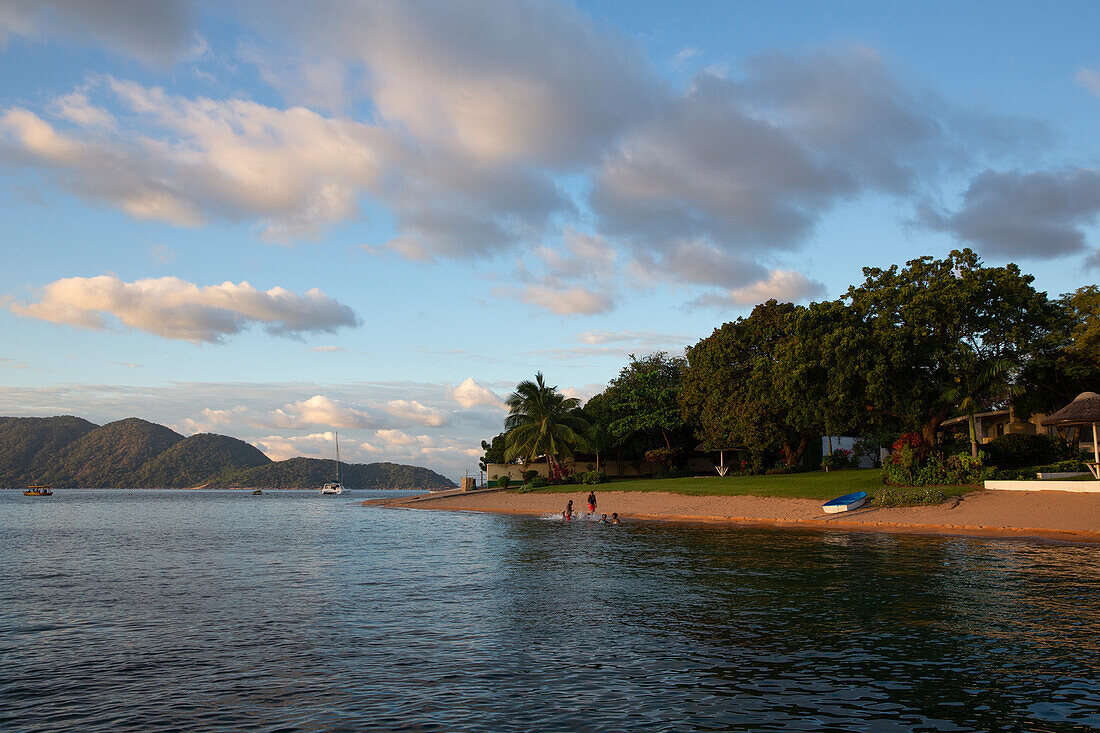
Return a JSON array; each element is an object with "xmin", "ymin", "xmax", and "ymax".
[{"xmin": 532, "ymin": 469, "xmax": 976, "ymax": 501}]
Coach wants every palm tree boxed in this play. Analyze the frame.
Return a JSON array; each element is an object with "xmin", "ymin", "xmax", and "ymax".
[
  {"xmin": 943, "ymin": 356, "xmax": 1021, "ymax": 459},
  {"xmin": 503, "ymin": 372, "xmax": 589, "ymax": 477}
]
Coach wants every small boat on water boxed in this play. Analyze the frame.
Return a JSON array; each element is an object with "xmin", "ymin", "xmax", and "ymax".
[
  {"xmin": 320, "ymin": 431, "xmax": 344, "ymax": 495},
  {"xmin": 822, "ymin": 491, "xmax": 868, "ymax": 514},
  {"xmin": 251, "ymin": 489, "xmax": 263, "ymax": 495},
  {"xmin": 24, "ymin": 485, "xmax": 53, "ymax": 496}
]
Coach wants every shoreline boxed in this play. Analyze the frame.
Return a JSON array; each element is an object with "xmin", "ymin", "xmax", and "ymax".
[{"xmin": 366, "ymin": 489, "xmax": 1100, "ymax": 545}]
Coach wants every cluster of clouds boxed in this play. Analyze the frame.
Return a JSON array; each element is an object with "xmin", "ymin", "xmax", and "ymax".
[
  {"xmin": 1, "ymin": 0, "xmax": 1098, "ymax": 328},
  {"xmin": 5, "ymin": 275, "xmax": 358, "ymax": 343},
  {"xmin": 0, "ymin": 375, "xmax": 512, "ymax": 478}
]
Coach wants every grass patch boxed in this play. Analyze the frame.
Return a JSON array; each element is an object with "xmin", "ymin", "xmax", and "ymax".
[{"xmin": 532, "ymin": 469, "xmax": 975, "ymax": 501}]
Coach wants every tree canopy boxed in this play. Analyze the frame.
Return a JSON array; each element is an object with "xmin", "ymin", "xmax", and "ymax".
[{"xmin": 503, "ymin": 372, "xmax": 589, "ymax": 471}]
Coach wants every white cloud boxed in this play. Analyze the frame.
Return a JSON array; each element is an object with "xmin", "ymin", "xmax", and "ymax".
[
  {"xmin": 519, "ymin": 284, "xmax": 613, "ymax": 316},
  {"xmin": 50, "ymin": 92, "xmax": 116, "ymax": 130},
  {"xmin": 257, "ymin": 0, "xmax": 658, "ymax": 166},
  {"xmin": 383, "ymin": 399, "xmax": 447, "ymax": 427},
  {"xmin": 1077, "ymin": 67, "xmax": 1100, "ymax": 99},
  {"xmin": 672, "ymin": 46, "xmax": 703, "ymax": 69},
  {"xmin": 251, "ymin": 431, "xmax": 335, "ymax": 462},
  {"xmin": 269, "ymin": 395, "xmax": 373, "ymax": 429},
  {"xmin": 7, "ymin": 275, "xmax": 359, "ymax": 343},
  {"xmin": 451, "ymin": 378, "xmax": 505, "ymax": 410},
  {"xmin": 693, "ymin": 270, "xmax": 827, "ymax": 308}
]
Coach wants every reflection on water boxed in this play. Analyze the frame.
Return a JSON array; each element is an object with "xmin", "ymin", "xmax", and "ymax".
[{"xmin": 2, "ymin": 490, "xmax": 1099, "ymax": 731}]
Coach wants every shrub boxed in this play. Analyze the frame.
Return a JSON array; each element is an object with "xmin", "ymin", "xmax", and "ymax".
[
  {"xmin": 884, "ymin": 447, "xmax": 992, "ymax": 487},
  {"xmin": 516, "ymin": 483, "xmax": 531, "ymax": 494},
  {"xmin": 645, "ymin": 447, "xmax": 681, "ymax": 469},
  {"xmin": 581, "ymin": 470, "xmax": 608, "ymax": 485},
  {"xmin": 992, "ymin": 458, "xmax": 1087, "ymax": 480},
  {"xmin": 655, "ymin": 466, "xmax": 694, "ymax": 479},
  {"xmin": 983, "ymin": 433, "xmax": 1077, "ymax": 469},
  {"xmin": 498, "ymin": 475, "xmax": 511, "ymax": 490},
  {"xmin": 873, "ymin": 486, "xmax": 947, "ymax": 507},
  {"xmin": 528, "ymin": 476, "xmax": 549, "ymax": 488},
  {"xmin": 851, "ymin": 438, "xmax": 881, "ymax": 468},
  {"xmin": 523, "ymin": 470, "xmax": 540, "ymax": 482},
  {"xmin": 821, "ymin": 448, "xmax": 857, "ymax": 470}
]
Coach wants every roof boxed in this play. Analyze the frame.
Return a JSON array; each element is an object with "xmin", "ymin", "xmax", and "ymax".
[{"xmin": 1041, "ymin": 392, "xmax": 1100, "ymax": 426}]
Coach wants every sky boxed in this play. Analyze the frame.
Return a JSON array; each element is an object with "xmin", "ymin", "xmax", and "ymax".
[{"xmin": 1, "ymin": 0, "xmax": 1099, "ymax": 482}]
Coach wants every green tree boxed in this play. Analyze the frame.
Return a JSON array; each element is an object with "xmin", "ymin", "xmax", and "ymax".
[
  {"xmin": 478, "ymin": 432, "xmax": 507, "ymax": 473},
  {"xmin": 503, "ymin": 372, "xmax": 590, "ymax": 474},
  {"xmin": 603, "ymin": 352, "xmax": 688, "ymax": 450},
  {"xmin": 1016, "ymin": 285, "xmax": 1100, "ymax": 417},
  {"xmin": 578, "ymin": 392, "xmax": 616, "ymax": 473},
  {"xmin": 681, "ymin": 301, "xmax": 814, "ymax": 470},
  {"xmin": 841, "ymin": 249, "xmax": 1057, "ymax": 444}
]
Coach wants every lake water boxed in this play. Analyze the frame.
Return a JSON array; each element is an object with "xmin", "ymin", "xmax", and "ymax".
[{"xmin": 2, "ymin": 489, "xmax": 1099, "ymax": 731}]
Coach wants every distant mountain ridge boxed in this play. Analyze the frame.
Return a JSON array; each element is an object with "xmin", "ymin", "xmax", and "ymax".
[{"xmin": 0, "ymin": 415, "xmax": 456, "ymax": 489}]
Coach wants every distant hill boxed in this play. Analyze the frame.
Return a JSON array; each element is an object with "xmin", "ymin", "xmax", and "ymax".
[
  {"xmin": 0, "ymin": 416, "xmax": 97, "ymax": 485},
  {"xmin": 0, "ymin": 415, "xmax": 455, "ymax": 489},
  {"xmin": 222, "ymin": 457, "xmax": 455, "ymax": 489},
  {"xmin": 46, "ymin": 418, "xmax": 185, "ymax": 488},
  {"xmin": 136, "ymin": 433, "xmax": 272, "ymax": 487}
]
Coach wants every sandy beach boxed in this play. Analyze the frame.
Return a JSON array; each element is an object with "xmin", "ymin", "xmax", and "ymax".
[{"xmin": 367, "ymin": 488, "xmax": 1100, "ymax": 544}]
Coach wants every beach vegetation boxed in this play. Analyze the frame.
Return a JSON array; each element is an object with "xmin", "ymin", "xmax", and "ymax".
[
  {"xmin": 872, "ymin": 486, "xmax": 948, "ymax": 507},
  {"xmin": 981, "ymin": 433, "xmax": 1079, "ymax": 469},
  {"xmin": 483, "ymin": 252, "xmax": 1097, "ymax": 491},
  {"xmin": 581, "ymin": 470, "xmax": 608, "ymax": 485},
  {"xmin": 503, "ymin": 372, "xmax": 590, "ymax": 476}
]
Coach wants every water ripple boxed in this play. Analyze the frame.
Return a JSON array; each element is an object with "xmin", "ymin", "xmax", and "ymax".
[{"xmin": 2, "ymin": 489, "xmax": 1099, "ymax": 731}]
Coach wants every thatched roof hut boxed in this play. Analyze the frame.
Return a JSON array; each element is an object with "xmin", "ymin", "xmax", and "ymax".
[
  {"xmin": 1041, "ymin": 392, "xmax": 1100, "ymax": 427},
  {"xmin": 1042, "ymin": 392, "xmax": 1100, "ymax": 477}
]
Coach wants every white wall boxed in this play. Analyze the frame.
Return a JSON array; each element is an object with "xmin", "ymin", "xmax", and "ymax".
[{"xmin": 822, "ymin": 436, "xmax": 877, "ymax": 469}]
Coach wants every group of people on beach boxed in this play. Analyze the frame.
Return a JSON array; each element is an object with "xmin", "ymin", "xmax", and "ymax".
[{"xmin": 562, "ymin": 491, "xmax": 620, "ymax": 524}]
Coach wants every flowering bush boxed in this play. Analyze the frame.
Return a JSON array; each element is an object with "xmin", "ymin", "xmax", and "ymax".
[
  {"xmin": 884, "ymin": 443, "xmax": 992, "ymax": 487},
  {"xmin": 821, "ymin": 448, "xmax": 856, "ymax": 470}
]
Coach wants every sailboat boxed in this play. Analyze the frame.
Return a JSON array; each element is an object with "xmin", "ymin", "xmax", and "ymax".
[{"xmin": 320, "ymin": 430, "xmax": 344, "ymax": 495}]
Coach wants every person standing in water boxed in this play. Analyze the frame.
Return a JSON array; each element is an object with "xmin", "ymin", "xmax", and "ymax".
[
  {"xmin": 587, "ymin": 491, "xmax": 596, "ymax": 515},
  {"xmin": 565, "ymin": 499, "xmax": 574, "ymax": 519}
]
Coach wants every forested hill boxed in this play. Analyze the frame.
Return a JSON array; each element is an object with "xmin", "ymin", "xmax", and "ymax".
[
  {"xmin": 223, "ymin": 457, "xmax": 455, "ymax": 490},
  {"xmin": 0, "ymin": 415, "xmax": 456, "ymax": 489}
]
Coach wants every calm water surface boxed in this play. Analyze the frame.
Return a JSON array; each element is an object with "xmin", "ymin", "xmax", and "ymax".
[{"xmin": 2, "ymin": 489, "xmax": 1099, "ymax": 731}]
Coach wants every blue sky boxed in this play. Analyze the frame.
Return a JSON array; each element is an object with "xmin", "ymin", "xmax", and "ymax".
[{"xmin": 1, "ymin": 0, "xmax": 1098, "ymax": 481}]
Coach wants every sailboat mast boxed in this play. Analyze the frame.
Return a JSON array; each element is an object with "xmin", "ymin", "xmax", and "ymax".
[{"xmin": 335, "ymin": 430, "xmax": 340, "ymax": 482}]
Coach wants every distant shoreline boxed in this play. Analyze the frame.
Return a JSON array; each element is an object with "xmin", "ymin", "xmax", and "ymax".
[{"xmin": 366, "ymin": 489, "xmax": 1100, "ymax": 545}]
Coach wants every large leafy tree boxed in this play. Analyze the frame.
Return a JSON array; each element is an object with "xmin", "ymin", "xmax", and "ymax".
[
  {"xmin": 503, "ymin": 372, "xmax": 589, "ymax": 473},
  {"xmin": 840, "ymin": 249, "xmax": 1057, "ymax": 444},
  {"xmin": 602, "ymin": 352, "xmax": 688, "ymax": 451},
  {"xmin": 681, "ymin": 301, "xmax": 816, "ymax": 469},
  {"xmin": 1016, "ymin": 285, "xmax": 1100, "ymax": 417}
]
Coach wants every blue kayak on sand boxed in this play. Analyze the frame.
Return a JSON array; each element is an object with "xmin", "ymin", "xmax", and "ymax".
[{"xmin": 822, "ymin": 491, "xmax": 868, "ymax": 514}]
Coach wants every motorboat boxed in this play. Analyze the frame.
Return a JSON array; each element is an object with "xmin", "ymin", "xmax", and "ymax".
[{"xmin": 24, "ymin": 485, "xmax": 53, "ymax": 496}]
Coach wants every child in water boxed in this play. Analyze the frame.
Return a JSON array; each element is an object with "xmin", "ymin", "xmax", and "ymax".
[
  {"xmin": 564, "ymin": 499, "xmax": 574, "ymax": 521},
  {"xmin": 587, "ymin": 491, "xmax": 597, "ymax": 515},
  {"xmin": 611, "ymin": 513, "xmax": 620, "ymax": 525},
  {"xmin": 597, "ymin": 513, "xmax": 609, "ymax": 524}
]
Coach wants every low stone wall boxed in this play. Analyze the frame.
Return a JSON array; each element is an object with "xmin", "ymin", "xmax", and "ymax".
[{"xmin": 984, "ymin": 479, "xmax": 1100, "ymax": 493}]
